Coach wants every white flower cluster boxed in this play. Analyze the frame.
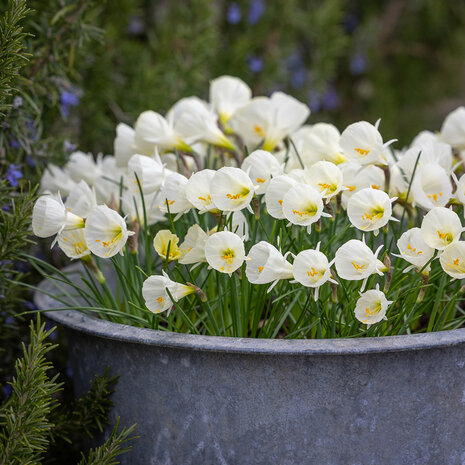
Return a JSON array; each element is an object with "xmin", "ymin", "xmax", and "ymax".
[{"xmin": 33, "ymin": 76, "xmax": 465, "ymax": 329}]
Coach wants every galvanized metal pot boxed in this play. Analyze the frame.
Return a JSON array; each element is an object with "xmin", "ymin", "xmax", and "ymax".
[{"xmin": 35, "ymin": 271, "xmax": 465, "ymax": 465}]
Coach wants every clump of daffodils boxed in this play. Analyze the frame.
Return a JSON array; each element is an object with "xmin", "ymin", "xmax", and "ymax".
[{"xmin": 32, "ymin": 76, "xmax": 465, "ymax": 339}]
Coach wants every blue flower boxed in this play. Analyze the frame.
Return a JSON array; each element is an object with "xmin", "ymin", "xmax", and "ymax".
[
  {"xmin": 350, "ymin": 52, "xmax": 367, "ymax": 75},
  {"xmin": 246, "ymin": 55, "xmax": 264, "ymax": 73},
  {"xmin": 6, "ymin": 164, "xmax": 23, "ymax": 187},
  {"xmin": 290, "ymin": 68, "xmax": 307, "ymax": 90},
  {"xmin": 9, "ymin": 137, "xmax": 20, "ymax": 149},
  {"xmin": 12, "ymin": 96, "xmax": 23, "ymax": 109},
  {"xmin": 60, "ymin": 87, "xmax": 81, "ymax": 118},
  {"xmin": 307, "ymin": 90, "xmax": 321, "ymax": 113},
  {"xmin": 25, "ymin": 301, "xmax": 37, "ymax": 311},
  {"xmin": 227, "ymin": 2, "xmax": 241, "ymax": 24},
  {"xmin": 26, "ymin": 156, "xmax": 35, "ymax": 167},
  {"xmin": 2, "ymin": 384, "xmax": 12, "ymax": 397},
  {"xmin": 322, "ymin": 85, "xmax": 341, "ymax": 111},
  {"xmin": 248, "ymin": 0, "xmax": 265, "ymax": 25},
  {"xmin": 64, "ymin": 140, "xmax": 77, "ymax": 152}
]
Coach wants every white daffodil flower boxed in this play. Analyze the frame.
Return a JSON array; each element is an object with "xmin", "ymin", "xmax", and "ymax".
[
  {"xmin": 225, "ymin": 211, "xmax": 250, "ymax": 240},
  {"xmin": 205, "ymin": 231, "xmax": 245, "ymax": 274},
  {"xmin": 440, "ymin": 106, "xmax": 465, "ymax": 150},
  {"xmin": 153, "ymin": 230, "xmax": 181, "ymax": 262},
  {"xmin": 347, "ymin": 188, "xmax": 395, "ymax": 234},
  {"xmin": 264, "ymin": 175, "xmax": 297, "ymax": 219},
  {"xmin": 114, "ymin": 123, "xmax": 137, "ymax": 168},
  {"xmin": 39, "ymin": 164, "xmax": 76, "ymax": 196},
  {"xmin": 93, "ymin": 156, "xmax": 127, "ymax": 205},
  {"xmin": 142, "ymin": 273, "xmax": 195, "ymax": 314},
  {"xmin": 241, "ymin": 150, "xmax": 283, "ymax": 195},
  {"xmin": 122, "ymin": 190, "xmax": 165, "ymax": 226},
  {"xmin": 288, "ymin": 123, "xmax": 345, "ymax": 170},
  {"xmin": 245, "ymin": 241, "xmax": 293, "ymax": 287},
  {"xmin": 230, "ymin": 91, "xmax": 310, "ymax": 151},
  {"xmin": 303, "ymin": 161, "xmax": 344, "ymax": 199},
  {"xmin": 127, "ymin": 152, "xmax": 165, "ymax": 195},
  {"xmin": 340, "ymin": 162, "xmax": 385, "ymax": 207},
  {"xmin": 399, "ymin": 142, "xmax": 453, "ymax": 177},
  {"xmin": 420, "ymin": 207, "xmax": 463, "ymax": 250},
  {"xmin": 394, "ymin": 227, "xmax": 435, "ymax": 272},
  {"xmin": 340, "ymin": 120, "xmax": 394, "ymax": 165},
  {"xmin": 439, "ymin": 241, "xmax": 465, "ymax": 279},
  {"xmin": 210, "ymin": 167, "xmax": 254, "ymax": 212},
  {"xmin": 410, "ymin": 164, "xmax": 452, "ymax": 210},
  {"xmin": 84, "ymin": 205, "xmax": 134, "ymax": 258},
  {"xmin": 57, "ymin": 228, "xmax": 90, "ymax": 260},
  {"xmin": 65, "ymin": 180, "xmax": 97, "ymax": 218},
  {"xmin": 158, "ymin": 172, "xmax": 192, "ymax": 216},
  {"xmin": 282, "ymin": 183, "xmax": 328, "ymax": 231},
  {"xmin": 185, "ymin": 169, "xmax": 218, "ymax": 213},
  {"xmin": 134, "ymin": 110, "xmax": 192, "ymax": 154},
  {"xmin": 66, "ymin": 151, "xmax": 103, "ymax": 186},
  {"xmin": 292, "ymin": 245, "xmax": 336, "ymax": 300},
  {"xmin": 209, "ymin": 75, "xmax": 251, "ymax": 125},
  {"xmin": 354, "ymin": 285, "xmax": 392, "ymax": 326},
  {"xmin": 32, "ymin": 194, "xmax": 84, "ymax": 238},
  {"xmin": 411, "ymin": 130, "xmax": 440, "ymax": 147},
  {"xmin": 171, "ymin": 97, "xmax": 235, "ymax": 151},
  {"xmin": 334, "ymin": 238, "xmax": 385, "ymax": 291},
  {"xmin": 179, "ymin": 225, "xmax": 209, "ymax": 265}
]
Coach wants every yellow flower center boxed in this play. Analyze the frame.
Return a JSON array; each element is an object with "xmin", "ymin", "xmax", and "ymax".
[
  {"xmin": 437, "ymin": 230, "xmax": 453, "ymax": 244},
  {"xmin": 354, "ymin": 148, "xmax": 370, "ymax": 156},
  {"xmin": 253, "ymin": 125, "xmax": 266, "ymax": 138},
  {"xmin": 352, "ymin": 260, "xmax": 366, "ymax": 271},
  {"xmin": 221, "ymin": 249, "xmax": 235, "ymax": 266},
  {"xmin": 427, "ymin": 192, "xmax": 443, "ymax": 203}
]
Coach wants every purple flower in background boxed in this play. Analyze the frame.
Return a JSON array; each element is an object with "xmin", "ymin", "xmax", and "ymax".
[
  {"xmin": 127, "ymin": 15, "xmax": 145, "ymax": 35},
  {"xmin": 66, "ymin": 364, "xmax": 73, "ymax": 379},
  {"xmin": 322, "ymin": 85, "xmax": 341, "ymax": 111},
  {"xmin": 5, "ymin": 316, "xmax": 14, "ymax": 325},
  {"xmin": 227, "ymin": 2, "xmax": 241, "ymax": 24},
  {"xmin": 60, "ymin": 87, "xmax": 81, "ymax": 118},
  {"xmin": 26, "ymin": 156, "xmax": 35, "ymax": 167},
  {"xmin": 248, "ymin": 0, "xmax": 265, "ymax": 25},
  {"xmin": 350, "ymin": 52, "xmax": 367, "ymax": 75},
  {"xmin": 246, "ymin": 55, "xmax": 264, "ymax": 73},
  {"xmin": 285, "ymin": 51, "xmax": 303, "ymax": 71},
  {"xmin": 290, "ymin": 68, "xmax": 307, "ymax": 90},
  {"xmin": 64, "ymin": 140, "xmax": 77, "ymax": 152},
  {"xmin": 307, "ymin": 90, "xmax": 321, "ymax": 113},
  {"xmin": 6, "ymin": 164, "xmax": 23, "ymax": 187},
  {"xmin": 26, "ymin": 119, "xmax": 37, "ymax": 141},
  {"xmin": 9, "ymin": 137, "xmax": 20, "ymax": 149},
  {"xmin": 25, "ymin": 301, "xmax": 37, "ymax": 311},
  {"xmin": 2, "ymin": 384, "xmax": 12, "ymax": 397},
  {"xmin": 342, "ymin": 13, "xmax": 358, "ymax": 32},
  {"xmin": 1, "ymin": 204, "xmax": 10, "ymax": 212}
]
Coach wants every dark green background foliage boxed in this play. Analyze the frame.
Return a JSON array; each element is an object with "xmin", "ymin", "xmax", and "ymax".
[{"xmin": 1, "ymin": 0, "xmax": 465, "ymax": 462}]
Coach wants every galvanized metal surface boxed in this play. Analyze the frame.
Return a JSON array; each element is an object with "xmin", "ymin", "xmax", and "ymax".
[{"xmin": 35, "ymin": 268, "xmax": 465, "ymax": 465}]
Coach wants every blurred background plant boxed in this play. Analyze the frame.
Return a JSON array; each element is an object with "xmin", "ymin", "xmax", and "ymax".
[{"xmin": 1, "ymin": 0, "xmax": 465, "ymax": 460}]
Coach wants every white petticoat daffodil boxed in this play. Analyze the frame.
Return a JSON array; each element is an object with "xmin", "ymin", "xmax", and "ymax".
[
  {"xmin": 398, "ymin": 142, "xmax": 452, "ymax": 178},
  {"xmin": 134, "ymin": 110, "xmax": 192, "ymax": 154},
  {"xmin": 158, "ymin": 172, "xmax": 192, "ymax": 216},
  {"xmin": 114, "ymin": 123, "xmax": 136, "ymax": 168},
  {"xmin": 122, "ymin": 190, "xmax": 165, "ymax": 226},
  {"xmin": 39, "ymin": 164, "xmax": 76, "ymax": 196},
  {"xmin": 241, "ymin": 150, "xmax": 283, "ymax": 194},
  {"xmin": 185, "ymin": 169, "xmax": 218, "ymax": 213},
  {"xmin": 142, "ymin": 273, "xmax": 195, "ymax": 314},
  {"xmin": 410, "ymin": 164, "xmax": 452, "ymax": 210},
  {"xmin": 394, "ymin": 227, "xmax": 435, "ymax": 272},
  {"xmin": 205, "ymin": 231, "xmax": 245, "ymax": 275},
  {"xmin": 66, "ymin": 151, "xmax": 103, "ymax": 186},
  {"xmin": 245, "ymin": 241, "xmax": 293, "ymax": 288},
  {"xmin": 420, "ymin": 207, "xmax": 463, "ymax": 250},
  {"xmin": 340, "ymin": 120, "xmax": 394, "ymax": 166},
  {"xmin": 179, "ymin": 225, "xmax": 209, "ymax": 265},
  {"xmin": 65, "ymin": 180, "xmax": 97, "ymax": 218},
  {"xmin": 340, "ymin": 162, "xmax": 385, "ymax": 206},
  {"xmin": 282, "ymin": 183, "xmax": 328, "ymax": 231},
  {"xmin": 84, "ymin": 205, "xmax": 134, "ymax": 258},
  {"xmin": 264, "ymin": 175, "xmax": 297, "ymax": 219},
  {"xmin": 347, "ymin": 188, "xmax": 395, "ymax": 234},
  {"xmin": 303, "ymin": 161, "xmax": 344, "ymax": 199},
  {"xmin": 453, "ymin": 173, "xmax": 465, "ymax": 205},
  {"xmin": 209, "ymin": 75, "xmax": 251, "ymax": 125},
  {"xmin": 439, "ymin": 242, "xmax": 465, "ymax": 279},
  {"xmin": 171, "ymin": 97, "xmax": 235, "ymax": 151},
  {"xmin": 292, "ymin": 245, "xmax": 336, "ymax": 300},
  {"xmin": 57, "ymin": 228, "xmax": 90, "ymax": 260},
  {"xmin": 32, "ymin": 194, "xmax": 84, "ymax": 238},
  {"xmin": 153, "ymin": 230, "xmax": 181, "ymax": 262},
  {"xmin": 230, "ymin": 91, "xmax": 310, "ymax": 151},
  {"xmin": 210, "ymin": 167, "xmax": 254, "ymax": 212},
  {"xmin": 334, "ymin": 239, "xmax": 385, "ymax": 291},
  {"xmin": 440, "ymin": 106, "xmax": 465, "ymax": 150},
  {"xmin": 287, "ymin": 123, "xmax": 345, "ymax": 170},
  {"xmin": 354, "ymin": 285, "xmax": 392, "ymax": 326},
  {"xmin": 128, "ymin": 153, "xmax": 165, "ymax": 195}
]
